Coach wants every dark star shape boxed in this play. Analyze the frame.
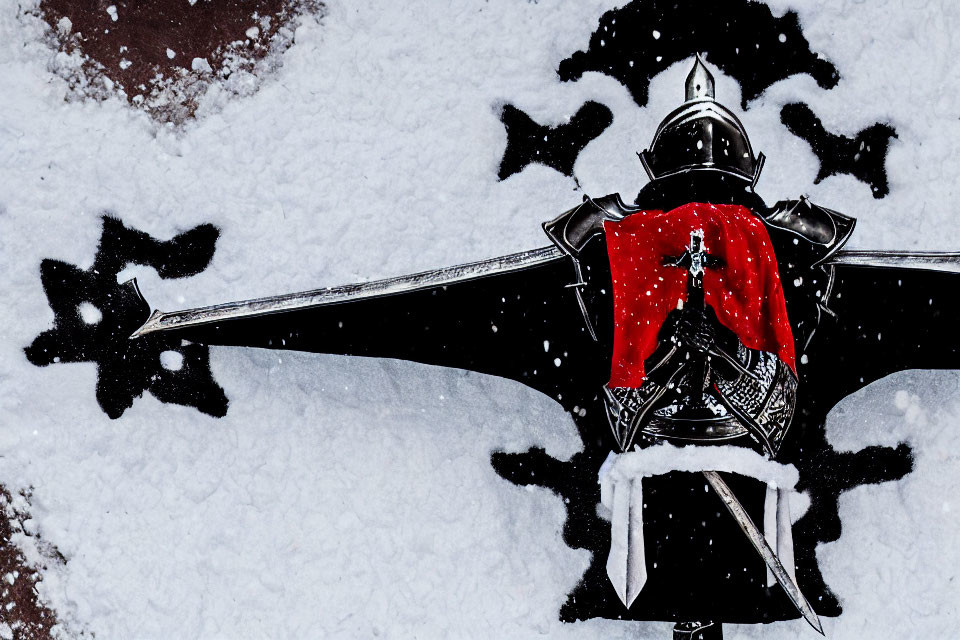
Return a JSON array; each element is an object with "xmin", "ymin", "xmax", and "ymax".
[
  {"xmin": 25, "ymin": 216, "xmax": 227, "ymax": 419},
  {"xmin": 497, "ymin": 101, "xmax": 614, "ymax": 180},
  {"xmin": 557, "ymin": 0, "xmax": 839, "ymax": 109},
  {"xmin": 781, "ymin": 102, "xmax": 898, "ymax": 199}
]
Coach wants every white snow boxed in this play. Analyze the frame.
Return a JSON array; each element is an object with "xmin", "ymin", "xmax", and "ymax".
[
  {"xmin": 0, "ymin": 0, "xmax": 957, "ymax": 638},
  {"xmin": 76, "ymin": 302, "xmax": 102, "ymax": 325},
  {"xmin": 601, "ymin": 444, "xmax": 800, "ymax": 489},
  {"xmin": 159, "ymin": 350, "xmax": 184, "ymax": 371},
  {"xmin": 190, "ymin": 57, "xmax": 212, "ymax": 74}
]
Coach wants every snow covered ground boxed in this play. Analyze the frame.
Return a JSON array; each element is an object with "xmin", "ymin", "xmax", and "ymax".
[{"xmin": 0, "ymin": 0, "xmax": 957, "ymax": 637}]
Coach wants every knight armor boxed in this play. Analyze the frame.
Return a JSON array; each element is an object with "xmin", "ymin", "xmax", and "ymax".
[
  {"xmin": 543, "ymin": 57, "xmax": 852, "ymax": 457},
  {"xmin": 120, "ymin": 54, "xmax": 960, "ymax": 636}
]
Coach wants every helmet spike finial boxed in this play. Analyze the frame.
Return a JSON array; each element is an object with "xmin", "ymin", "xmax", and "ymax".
[{"xmin": 685, "ymin": 54, "xmax": 715, "ymax": 101}]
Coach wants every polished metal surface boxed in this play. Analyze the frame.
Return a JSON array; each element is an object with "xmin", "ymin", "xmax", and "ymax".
[
  {"xmin": 643, "ymin": 411, "xmax": 746, "ymax": 441},
  {"xmin": 685, "ymin": 54, "xmax": 715, "ymax": 101},
  {"xmin": 131, "ymin": 246, "xmax": 564, "ymax": 338},
  {"xmin": 642, "ymin": 98, "xmax": 759, "ymax": 182},
  {"xmin": 687, "ymin": 229, "xmax": 707, "ymax": 279},
  {"xmin": 765, "ymin": 197, "xmax": 849, "ymax": 246},
  {"xmin": 542, "ymin": 193, "xmax": 635, "ymax": 255},
  {"xmin": 828, "ymin": 249, "xmax": 960, "ymax": 273},
  {"xmin": 605, "ymin": 368, "xmax": 681, "ymax": 452},
  {"xmin": 640, "ymin": 56, "xmax": 760, "ymax": 182},
  {"xmin": 542, "ymin": 193, "xmax": 640, "ymax": 341},
  {"xmin": 715, "ymin": 353, "xmax": 797, "ymax": 456},
  {"xmin": 607, "ymin": 340, "xmax": 794, "ymax": 453},
  {"xmin": 702, "ymin": 471, "xmax": 824, "ymax": 635}
]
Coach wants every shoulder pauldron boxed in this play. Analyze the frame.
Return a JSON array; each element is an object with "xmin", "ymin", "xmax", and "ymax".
[
  {"xmin": 542, "ymin": 193, "xmax": 639, "ymax": 256},
  {"xmin": 541, "ymin": 194, "xmax": 639, "ymax": 341},
  {"xmin": 762, "ymin": 197, "xmax": 856, "ymax": 266}
]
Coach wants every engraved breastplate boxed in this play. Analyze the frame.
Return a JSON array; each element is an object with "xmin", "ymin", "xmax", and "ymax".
[{"xmin": 604, "ymin": 341, "xmax": 797, "ymax": 456}]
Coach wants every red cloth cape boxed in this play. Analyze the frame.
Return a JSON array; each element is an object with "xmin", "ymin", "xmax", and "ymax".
[{"xmin": 603, "ymin": 202, "xmax": 795, "ymax": 388}]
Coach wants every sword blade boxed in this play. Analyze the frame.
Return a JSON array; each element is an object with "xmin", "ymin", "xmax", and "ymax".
[
  {"xmin": 828, "ymin": 249, "xmax": 960, "ymax": 273},
  {"xmin": 129, "ymin": 246, "xmax": 563, "ymax": 338},
  {"xmin": 702, "ymin": 470, "xmax": 824, "ymax": 635}
]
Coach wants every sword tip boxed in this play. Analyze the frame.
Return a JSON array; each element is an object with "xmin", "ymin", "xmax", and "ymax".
[
  {"xmin": 804, "ymin": 610, "xmax": 825, "ymax": 636},
  {"xmin": 129, "ymin": 309, "xmax": 164, "ymax": 340}
]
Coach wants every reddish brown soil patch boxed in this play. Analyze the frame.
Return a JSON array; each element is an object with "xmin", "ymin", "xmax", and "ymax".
[
  {"xmin": 0, "ymin": 487, "xmax": 65, "ymax": 640},
  {"xmin": 39, "ymin": 0, "xmax": 323, "ymax": 122}
]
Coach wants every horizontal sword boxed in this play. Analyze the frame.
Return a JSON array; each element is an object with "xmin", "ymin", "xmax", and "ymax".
[
  {"xmin": 826, "ymin": 249, "xmax": 960, "ymax": 272},
  {"xmin": 129, "ymin": 246, "xmax": 960, "ymax": 340},
  {"xmin": 129, "ymin": 246, "xmax": 563, "ymax": 338}
]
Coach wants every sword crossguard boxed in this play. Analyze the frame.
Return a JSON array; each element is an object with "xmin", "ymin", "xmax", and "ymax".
[{"xmin": 662, "ymin": 229, "xmax": 725, "ymax": 279}]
